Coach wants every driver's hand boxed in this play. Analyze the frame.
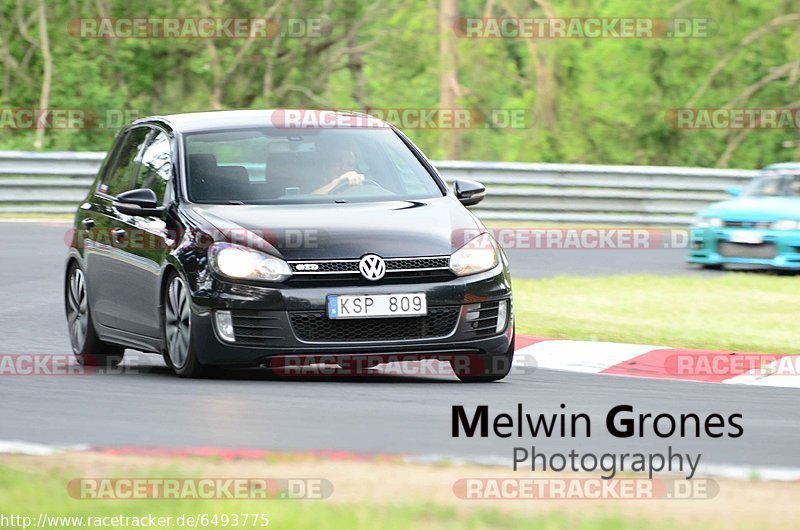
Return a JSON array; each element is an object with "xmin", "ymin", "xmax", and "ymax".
[{"xmin": 336, "ymin": 171, "xmax": 365, "ymax": 186}]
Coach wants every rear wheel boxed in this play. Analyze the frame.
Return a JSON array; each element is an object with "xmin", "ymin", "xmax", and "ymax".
[
  {"xmin": 65, "ymin": 262, "xmax": 125, "ymax": 368},
  {"xmin": 162, "ymin": 273, "xmax": 209, "ymax": 378},
  {"xmin": 450, "ymin": 333, "xmax": 515, "ymax": 383}
]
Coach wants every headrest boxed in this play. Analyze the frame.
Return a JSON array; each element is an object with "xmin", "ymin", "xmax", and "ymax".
[{"xmin": 188, "ymin": 154, "xmax": 218, "ymax": 174}]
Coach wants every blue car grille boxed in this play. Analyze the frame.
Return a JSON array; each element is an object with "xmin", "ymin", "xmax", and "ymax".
[
  {"xmin": 717, "ymin": 242, "xmax": 777, "ymax": 259},
  {"xmin": 723, "ymin": 221, "xmax": 771, "ymax": 229}
]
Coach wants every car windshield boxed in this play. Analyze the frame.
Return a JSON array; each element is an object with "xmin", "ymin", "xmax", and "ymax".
[
  {"xmin": 183, "ymin": 127, "xmax": 445, "ymax": 204},
  {"xmin": 743, "ymin": 172, "xmax": 800, "ymax": 198}
]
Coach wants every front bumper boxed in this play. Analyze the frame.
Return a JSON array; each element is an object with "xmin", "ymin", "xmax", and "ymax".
[
  {"xmin": 687, "ymin": 226, "xmax": 800, "ymax": 269},
  {"xmin": 186, "ymin": 266, "xmax": 514, "ymax": 366}
]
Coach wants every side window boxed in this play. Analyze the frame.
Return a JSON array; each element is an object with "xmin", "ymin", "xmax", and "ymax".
[
  {"xmin": 134, "ymin": 131, "xmax": 172, "ymax": 203},
  {"xmin": 100, "ymin": 127, "xmax": 150, "ymax": 197}
]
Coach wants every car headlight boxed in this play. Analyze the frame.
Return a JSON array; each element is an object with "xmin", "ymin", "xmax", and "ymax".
[
  {"xmin": 771, "ymin": 219, "xmax": 800, "ymax": 230},
  {"xmin": 209, "ymin": 242, "xmax": 292, "ymax": 282},
  {"xmin": 692, "ymin": 216, "xmax": 723, "ymax": 228},
  {"xmin": 450, "ymin": 233, "xmax": 500, "ymax": 277}
]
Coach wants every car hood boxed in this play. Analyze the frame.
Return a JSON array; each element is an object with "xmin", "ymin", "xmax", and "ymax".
[
  {"xmin": 699, "ymin": 197, "xmax": 800, "ymax": 222},
  {"xmin": 189, "ymin": 196, "xmax": 484, "ymax": 260}
]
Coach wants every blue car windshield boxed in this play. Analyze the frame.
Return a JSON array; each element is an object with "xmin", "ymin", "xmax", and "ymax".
[{"xmin": 743, "ymin": 173, "xmax": 800, "ymax": 198}]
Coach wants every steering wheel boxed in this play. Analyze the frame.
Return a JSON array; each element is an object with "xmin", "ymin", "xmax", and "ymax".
[{"xmin": 330, "ymin": 178, "xmax": 385, "ymax": 195}]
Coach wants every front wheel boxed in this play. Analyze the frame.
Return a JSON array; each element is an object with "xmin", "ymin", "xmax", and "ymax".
[
  {"xmin": 65, "ymin": 262, "xmax": 125, "ymax": 368},
  {"xmin": 450, "ymin": 334, "xmax": 515, "ymax": 383},
  {"xmin": 162, "ymin": 273, "xmax": 210, "ymax": 378}
]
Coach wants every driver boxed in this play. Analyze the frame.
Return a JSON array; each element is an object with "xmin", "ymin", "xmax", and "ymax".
[{"xmin": 313, "ymin": 145, "xmax": 366, "ymax": 194}]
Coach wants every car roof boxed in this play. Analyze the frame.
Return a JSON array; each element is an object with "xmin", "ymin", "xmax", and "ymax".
[{"xmin": 132, "ymin": 109, "xmax": 392, "ymax": 134}]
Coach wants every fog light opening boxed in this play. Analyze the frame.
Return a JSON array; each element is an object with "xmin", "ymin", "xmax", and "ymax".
[
  {"xmin": 214, "ymin": 310, "xmax": 236, "ymax": 343},
  {"xmin": 496, "ymin": 300, "xmax": 508, "ymax": 333},
  {"xmin": 464, "ymin": 303, "xmax": 481, "ymax": 321}
]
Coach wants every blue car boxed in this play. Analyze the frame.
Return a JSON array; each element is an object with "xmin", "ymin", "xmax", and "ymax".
[{"xmin": 688, "ymin": 163, "xmax": 800, "ymax": 270}]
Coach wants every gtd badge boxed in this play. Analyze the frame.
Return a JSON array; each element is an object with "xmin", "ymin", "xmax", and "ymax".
[
  {"xmin": 295, "ymin": 263, "xmax": 319, "ymax": 271},
  {"xmin": 359, "ymin": 254, "xmax": 386, "ymax": 281}
]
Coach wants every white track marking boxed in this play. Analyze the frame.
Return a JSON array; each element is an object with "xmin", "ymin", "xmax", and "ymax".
[{"xmin": 516, "ymin": 340, "xmax": 670, "ymax": 373}]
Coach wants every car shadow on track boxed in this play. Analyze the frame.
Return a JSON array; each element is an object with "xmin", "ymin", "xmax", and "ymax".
[{"xmin": 116, "ymin": 355, "xmax": 463, "ymax": 384}]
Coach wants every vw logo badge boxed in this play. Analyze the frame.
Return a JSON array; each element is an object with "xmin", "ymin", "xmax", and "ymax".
[{"xmin": 359, "ymin": 254, "xmax": 386, "ymax": 281}]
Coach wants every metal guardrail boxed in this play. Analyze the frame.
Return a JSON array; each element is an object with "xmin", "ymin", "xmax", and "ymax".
[{"xmin": 0, "ymin": 151, "xmax": 760, "ymax": 224}]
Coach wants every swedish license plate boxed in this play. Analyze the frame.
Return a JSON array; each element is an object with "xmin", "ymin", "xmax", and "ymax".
[
  {"xmin": 327, "ymin": 293, "xmax": 427, "ymax": 319},
  {"xmin": 729, "ymin": 231, "xmax": 763, "ymax": 244}
]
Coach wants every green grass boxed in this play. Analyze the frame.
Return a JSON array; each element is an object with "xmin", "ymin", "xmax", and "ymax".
[
  {"xmin": 513, "ymin": 274, "xmax": 800, "ymax": 354},
  {"xmin": 0, "ymin": 212, "xmax": 72, "ymax": 220},
  {"xmin": 0, "ymin": 464, "xmax": 699, "ymax": 530}
]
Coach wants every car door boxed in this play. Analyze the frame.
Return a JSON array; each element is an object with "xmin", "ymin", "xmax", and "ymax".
[
  {"xmin": 85, "ymin": 127, "xmax": 150, "ymax": 328},
  {"xmin": 83, "ymin": 126, "xmax": 151, "ymax": 330},
  {"xmin": 112, "ymin": 128, "xmax": 175, "ymax": 338}
]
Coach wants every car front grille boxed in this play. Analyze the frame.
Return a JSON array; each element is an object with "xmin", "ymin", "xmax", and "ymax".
[
  {"xmin": 289, "ymin": 307, "xmax": 460, "ymax": 342},
  {"xmin": 723, "ymin": 221, "xmax": 771, "ymax": 229},
  {"xmin": 229, "ymin": 311, "xmax": 287, "ymax": 346},
  {"xmin": 717, "ymin": 242, "xmax": 777, "ymax": 259},
  {"xmin": 287, "ymin": 256, "xmax": 454, "ymax": 286}
]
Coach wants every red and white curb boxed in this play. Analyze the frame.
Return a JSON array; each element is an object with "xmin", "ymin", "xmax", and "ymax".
[
  {"xmin": 2, "ymin": 441, "xmax": 800, "ymax": 482},
  {"xmin": 515, "ymin": 337, "xmax": 800, "ymax": 387}
]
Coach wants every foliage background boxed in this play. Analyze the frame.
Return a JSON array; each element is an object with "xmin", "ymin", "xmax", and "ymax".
[{"xmin": 0, "ymin": 0, "xmax": 798, "ymax": 168}]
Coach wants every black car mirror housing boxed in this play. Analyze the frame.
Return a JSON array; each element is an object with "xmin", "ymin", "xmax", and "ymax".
[
  {"xmin": 114, "ymin": 188, "xmax": 165, "ymax": 217},
  {"xmin": 453, "ymin": 179, "xmax": 486, "ymax": 206}
]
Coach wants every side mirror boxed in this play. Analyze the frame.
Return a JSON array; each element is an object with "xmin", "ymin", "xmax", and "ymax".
[
  {"xmin": 725, "ymin": 186, "xmax": 742, "ymax": 197},
  {"xmin": 453, "ymin": 179, "xmax": 486, "ymax": 206},
  {"xmin": 114, "ymin": 188, "xmax": 164, "ymax": 217}
]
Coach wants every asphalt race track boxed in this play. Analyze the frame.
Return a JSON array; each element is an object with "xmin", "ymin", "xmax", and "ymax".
[{"xmin": 1, "ymin": 222, "xmax": 797, "ymax": 472}]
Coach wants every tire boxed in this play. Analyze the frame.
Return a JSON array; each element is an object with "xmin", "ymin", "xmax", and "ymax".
[
  {"xmin": 161, "ymin": 272, "xmax": 210, "ymax": 378},
  {"xmin": 65, "ymin": 262, "xmax": 125, "ymax": 368},
  {"xmin": 450, "ymin": 333, "xmax": 515, "ymax": 383}
]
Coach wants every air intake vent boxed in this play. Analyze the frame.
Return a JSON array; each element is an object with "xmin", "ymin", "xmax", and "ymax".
[
  {"xmin": 717, "ymin": 242, "xmax": 777, "ymax": 259},
  {"xmin": 230, "ymin": 311, "xmax": 286, "ymax": 346},
  {"xmin": 462, "ymin": 301, "xmax": 504, "ymax": 337},
  {"xmin": 289, "ymin": 307, "xmax": 459, "ymax": 342}
]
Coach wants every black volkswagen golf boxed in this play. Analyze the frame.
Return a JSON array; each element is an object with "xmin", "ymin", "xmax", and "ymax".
[{"xmin": 64, "ymin": 110, "xmax": 514, "ymax": 381}]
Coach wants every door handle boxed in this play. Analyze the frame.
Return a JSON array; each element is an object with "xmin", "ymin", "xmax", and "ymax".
[
  {"xmin": 112, "ymin": 228, "xmax": 127, "ymax": 244},
  {"xmin": 81, "ymin": 218, "xmax": 95, "ymax": 229}
]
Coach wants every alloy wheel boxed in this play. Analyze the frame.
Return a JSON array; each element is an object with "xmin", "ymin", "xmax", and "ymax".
[
  {"xmin": 66, "ymin": 268, "xmax": 89, "ymax": 352},
  {"xmin": 165, "ymin": 276, "xmax": 191, "ymax": 369}
]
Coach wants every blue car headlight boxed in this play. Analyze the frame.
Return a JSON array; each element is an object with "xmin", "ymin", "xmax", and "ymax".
[
  {"xmin": 692, "ymin": 216, "xmax": 723, "ymax": 228},
  {"xmin": 770, "ymin": 220, "xmax": 800, "ymax": 230}
]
